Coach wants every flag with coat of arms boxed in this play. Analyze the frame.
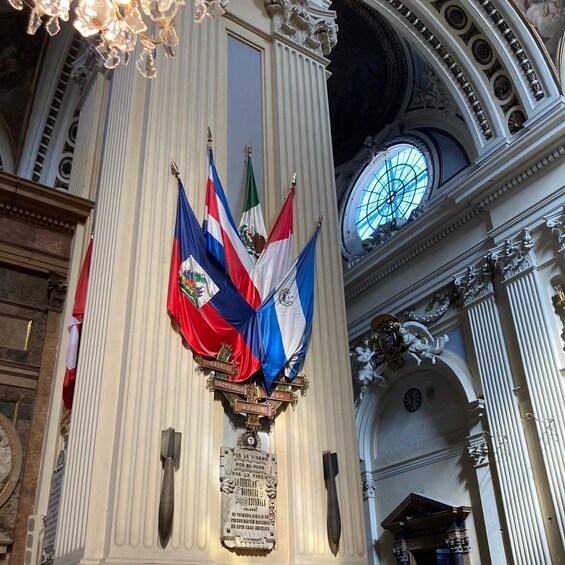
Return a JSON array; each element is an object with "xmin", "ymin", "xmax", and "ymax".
[
  {"xmin": 168, "ymin": 178, "xmax": 262, "ymax": 381},
  {"xmin": 257, "ymin": 224, "xmax": 320, "ymax": 393}
]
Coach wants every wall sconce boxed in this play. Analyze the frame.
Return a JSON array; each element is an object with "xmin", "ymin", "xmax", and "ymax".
[
  {"xmin": 322, "ymin": 451, "xmax": 341, "ymax": 556},
  {"xmin": 159, "ymin": 427, "xmax": 181, "ymax": 546}
]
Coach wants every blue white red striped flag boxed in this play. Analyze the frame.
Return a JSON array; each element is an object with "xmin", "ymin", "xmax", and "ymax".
[
  {"xmin": 168, "ymin": 178, "xmax": 262, "ymax": 381},
  {"xmin": 204, "ymin": 149, "xmax": 261, "ymax": 308},
  {"xmin": 257, "ymin": 225, "xmax": 320, "ymax": 393}
]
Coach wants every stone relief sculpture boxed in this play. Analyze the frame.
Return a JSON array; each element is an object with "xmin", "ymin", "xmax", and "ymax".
[
  {"xmin": 398, "ymin": 321, "xmax": 449, "ymax": 365},
  {"xmin": 351, "ymin": 340, "xmax": 387, "ymax": 400},
  {"xmin": 351, "ymin": 317, "xmax": 449, "ymax": 401}
]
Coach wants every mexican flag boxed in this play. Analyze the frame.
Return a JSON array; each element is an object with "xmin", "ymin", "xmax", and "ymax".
[{"xmin": 239, "ymin": 154, "xmax": 267, "ymax": 260}]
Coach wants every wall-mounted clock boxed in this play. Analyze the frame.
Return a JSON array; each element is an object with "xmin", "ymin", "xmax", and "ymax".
[{"xmin": 403, "ymin": 388, "xmax": 422, "ymax": 413}]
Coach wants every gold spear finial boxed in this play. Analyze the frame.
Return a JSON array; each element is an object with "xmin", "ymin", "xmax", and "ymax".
[
  {"xmin": 247, "ymin": 144, "xmax": 252, "ymax": 158},
  {"xmin": 170, "ymin": 159, "xmax": 180, "ymax": 179},
  {"xmin": 207, "ymin": 127, "xmax": 213, "ymax": 149},
  {"xmin": 292, "ymin": 173, "xmax": 297, "ymax": 188},
  {"xmin": 317, "ymin": 213, "xmax": 324, "ymax": 227}
]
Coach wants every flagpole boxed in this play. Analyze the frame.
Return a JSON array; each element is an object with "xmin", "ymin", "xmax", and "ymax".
[{"xmin": 170, "ymin": 159, "xmax": 180, "ymax": 180}]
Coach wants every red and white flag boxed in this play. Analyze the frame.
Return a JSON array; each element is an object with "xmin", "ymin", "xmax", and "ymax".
[
  {"xmin": 62, "ymin": 239, "xmax": 93, "ymax": 410},
  {"xmin": 252, "ymin": 187, "xmax": 295, "ymax": 300}
]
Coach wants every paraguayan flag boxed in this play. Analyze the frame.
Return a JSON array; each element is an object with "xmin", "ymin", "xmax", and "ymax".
[{"xmin": 257, "ymin": 225, "xmax": 320, "ymax": 393}]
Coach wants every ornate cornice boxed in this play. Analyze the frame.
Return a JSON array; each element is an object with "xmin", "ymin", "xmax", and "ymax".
[
  {"xmin": 32, "ymin": 35, "xmax": 82, "ymax": 184},
  {"xmin": 382, "ymin": 0, "xmax": 492, "ymax": 140},
  {"xmin": 264, "ymin": 0, "xmax": 338, "ymax": 56},
  {"xmin": 0, "ymin": 172, "xmax": 94, "ymax": 234},
  {"xmin": 345, "ymin": 143, "xmax": 565, "ymax": 302},
  {"xmin": 544, "ymin": 204, "xmax": 565, "ymax": 254},
  {"xmin": 474, "ymin": 0, "xmax": 544, "ymax": 102}
]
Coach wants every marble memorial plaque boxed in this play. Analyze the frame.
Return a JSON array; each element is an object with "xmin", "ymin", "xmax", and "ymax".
[{"xmin": 220, "ymin": 434, "xmax": 277, "ymax": 550}]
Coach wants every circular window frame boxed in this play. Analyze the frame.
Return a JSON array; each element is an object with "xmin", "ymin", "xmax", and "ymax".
[{"xmin": 340, "ymin": 135, "xmax": 434, "ymax": 260}]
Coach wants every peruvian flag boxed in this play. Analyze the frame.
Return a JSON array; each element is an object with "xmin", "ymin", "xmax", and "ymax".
[
  {"xmin": 252, "ymin": 187, "xmax": 295, "ymax": 300},
  {"xmin": 62, "ymin": 239, "xmax": 93, "ymax": 410}
]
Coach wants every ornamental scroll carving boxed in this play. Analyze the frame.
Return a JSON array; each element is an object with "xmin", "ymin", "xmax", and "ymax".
[
  {"xmin": 467, "ymin": 439, "xmax": 489, "ymax": 467},
  {"xmin": 264, "ymin": 0, "xmax": 338, "ymax": 56},
  {"xmin": 453, "ymin": 259, "xmax": 494, "ymax": 307},
  {"xmin": 544, "ymin": 204, "xmax": 565, "ymax": 254},
  {"xmin": 488, "ymin": 229, "xmax": 534, "ymax": 281},
  {"xmin": 350, "ymin": 315, "xmax": 448, "ymax": 400}
]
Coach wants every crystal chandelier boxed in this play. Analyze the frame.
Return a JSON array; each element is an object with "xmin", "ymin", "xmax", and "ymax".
[{"xmin": 6, "ymin": 0, "xmax": 228, "ymax": 78}]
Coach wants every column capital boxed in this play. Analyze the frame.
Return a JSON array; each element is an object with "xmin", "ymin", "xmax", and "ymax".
[
  {"xmin": 544, "ymin": 204, "xmax": 565, "ymax": 255},
  {"xmin": 264, "ymin": 0, "xmax": 338, "ymax": 56},
  {"xmin": 489, "ymin": 229, "xmax": 535, "ymax": 282},
  {"xmin": 467, "ymin": 437, "xmax": 489, "ymax": 467},
  {"xmin": 361, "ymin": 474, "xmax": 375, "ymax": 500},
  {"xmin": 446, "ymin": 531, "xmax": 471, "ymax": 554},
  {"xmin": 453, "ymin": 260, "xmax": 494, "ymax": 307},
  {"xmin": 392, "ymin": 540, "xmax": 410, "ymax": 563},
  {"xmin": 71, "ymin": 43, "xmax": 110, "ymax": 104}
]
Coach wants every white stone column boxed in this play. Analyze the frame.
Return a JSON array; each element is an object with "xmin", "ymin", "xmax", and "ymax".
[
  {"xmin": 52, "ymin": 2, "xmax": 367, "ymax": 564},
  {"xmin": 265, "ymin": 4, "xmax": 367, "ymax": 563},
  {"xmin": 454, "ymin": 261, "xmax": 551, "ymax": 564},
  {"xmin": 491, "ymin": 230, "xmax": 565, "ymax": 545}
]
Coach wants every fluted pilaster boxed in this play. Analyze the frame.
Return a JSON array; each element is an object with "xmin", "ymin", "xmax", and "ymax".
[
  {"xmin": 493, "ymin": 232, "xmax": 565, "ymax": 545},
  {"xmin": 270, "ymin": 37, "xmax": 366, "ymax": 562},
  {"xmin": 67, "ymin": 77, "xmax": 109, "ymax": 201},
  {"xmin": 454, "ymin": 264, "xmax": 550, "ymax": 564}
]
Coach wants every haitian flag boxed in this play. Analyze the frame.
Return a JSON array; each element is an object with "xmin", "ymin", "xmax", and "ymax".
[
  {"xmin": 168, "ymin": 179, "xmax": 262, "ymax": 381},
  {"xmin": 204, "ymin": 149, "xmax": 261, "ymax": 308},
  {"xmin": 258, "ymin": 224, "xmax": 320, "ymax": 393}
]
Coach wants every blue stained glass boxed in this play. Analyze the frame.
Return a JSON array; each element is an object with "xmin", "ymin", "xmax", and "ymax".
[{"xmin": 356, "ymin": 145, "xmax": 429, "ymax": 240}]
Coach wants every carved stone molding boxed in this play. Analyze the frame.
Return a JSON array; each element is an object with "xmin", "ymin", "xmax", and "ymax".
[
  {"xmin": 431, "ymin": 0, "xmax": 528, "ymax": 135},
  {"xmin": 474, "ymin": 0, "xmax": 544, "ymax": 102},
  {"xmin": 544, "ymin": 204, "xmax": 565, "ymax": 254},
  {"xmin": 32, "ymin": 35, "xmax": 82, "ymax": 184},
  {"xmin": 382, "ymin": 0, "xmax": 492, "ymax": 139},
  {"xmin": 453, "ymin": 260, "xmax": 494, "ymax": 306},
  {"xmin": 489, "ymin": 229, "xmax": 535, "ymax": 280},
  {"xmin": 361, "ymin": 475, "xmax": 375, "ymax": 499},
  {"xmin": 410, "ymin": 64, "xmax": 458, "ymax": 115},
  {"xmin": 404, "ymin": 289, "xmax": 455, "ymax": 324},
  {"xmin": 446, "ymin": 532, "xmax": 471, "ymax": 553},
  {"xmin": 48, "ymin": 274, "xmax": 68, "ymax": 311},
  {"xmin": 392, "ymin": 542, "xmax": 410, "ymax": 563},
  {"xmin": 71, "ymin": 44, "xmax": 105, "ymax": 97},
  {"xmin": 264, "ymin": 0, "xmax": 338, "ymax": 56},
  {"xmin": 467, "ymin": 438, "xmax": 489, "ymax": 467}
]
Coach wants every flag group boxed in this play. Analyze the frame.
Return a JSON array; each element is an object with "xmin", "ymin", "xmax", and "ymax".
[{"xmin": 169, "ymin": 149, "xmax": 320, "ymax": 390}]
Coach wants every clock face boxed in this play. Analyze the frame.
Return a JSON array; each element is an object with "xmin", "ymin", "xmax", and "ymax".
[{"xmin": 404, "ymin": 388, "xmax": 422, "ymax": 413}]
